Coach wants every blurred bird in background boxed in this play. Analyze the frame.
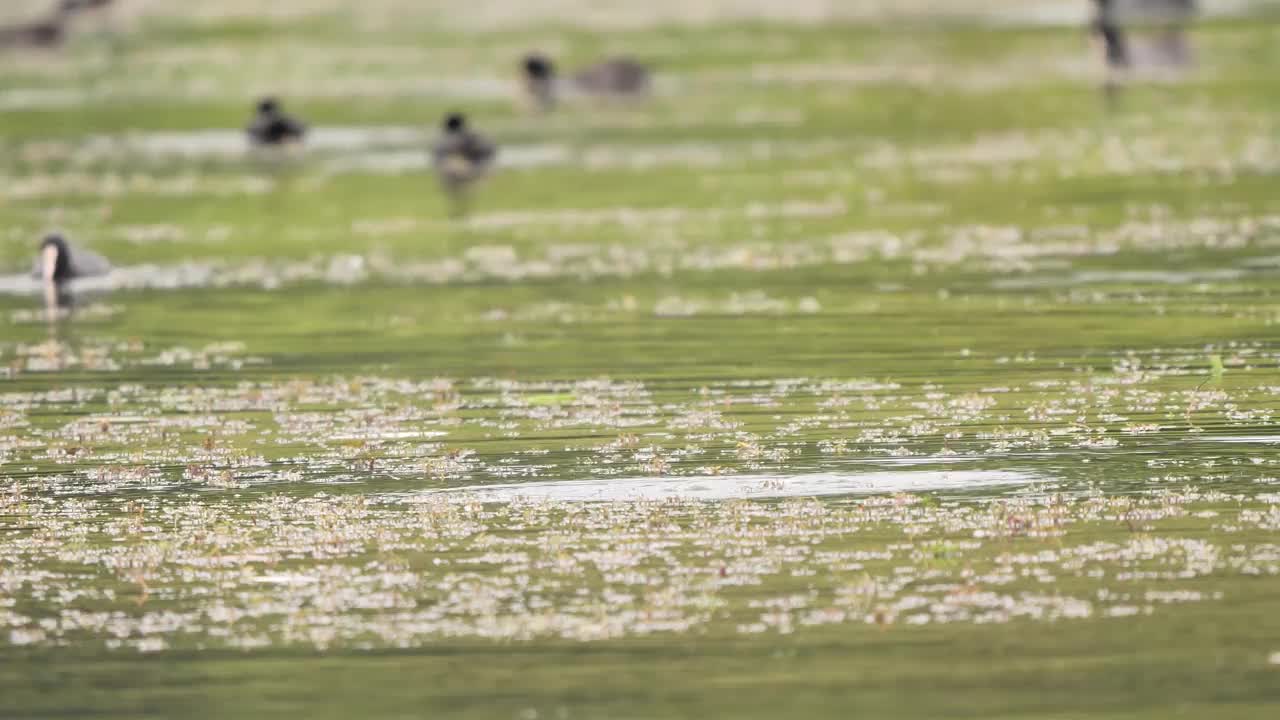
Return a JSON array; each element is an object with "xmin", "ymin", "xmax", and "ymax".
[
  {"xmin": 432, "ymin": 112, "xmax": 497, "ymax": 218},
  {"xmin": 32, "ymin": 233, "xmax": 111, "ymax": 320},
  {"xmin": 247, "ymin": 97, "xmax": 309, "ymax": 148},
  {"xmin": 1090, "ymin": 0, "xmax": 1199, "ymax": 104},
  {"xmin": 521, "ymin": 54, "xmax": 558, "ymax": 112},
  {"xmin": 1, "ymin": 0, "xmax": 122, "ymax": 51},
  {"xmin": 1092, "ymin": 0, "xmax": 1131, "ymax": 101},
  {"xmin": 0, "ymin": 2, "xmax": 71, "ymax": 49},
  {"xmin": 519, "ymin": 53, "xmax": 652, "ymax": 112}
]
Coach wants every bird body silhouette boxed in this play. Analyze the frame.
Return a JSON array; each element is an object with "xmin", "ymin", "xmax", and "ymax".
[
  {"xmin": 1093, "ymin": 0, "xmax": 1131, "ymax": 70},
  {"xmin": 520, "ymin": 53, "xmax": 651, "ymax": 112},
  {"xmin": 0, "ymin": 7, "xmax": 68, "ymax": 49},
  {"xmin": 246, "ymin": 98, "xmax": 307, "ymax": 147},
  {"xmin": 432, "ymin": 113, "xmax": 497, "ymax": 217},
  {"xmin": 32, "ymin": 233, "xmax": 110, "ymax": 316},
  {"xmin": 521, "ymin": 54, "xmax": 558, "ymax": 111}
]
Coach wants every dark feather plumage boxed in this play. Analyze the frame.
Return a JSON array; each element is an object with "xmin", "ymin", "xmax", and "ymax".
[
  {"xmin": 518, "ymin": 53, "xmax": 651, "ymax": 111},
  {"xmin": 432, "ymin": 114, "xmax": 496, "ymax": 189},
  {"xmin": 1092, "ymin": 0, "xmax": 1131, "ymax": 69},
  {"xmin": 431, "ymin": 113, "xmax": 497, "ymax": 216},
  {"xmin": 0, "ymin": 14, "xmax": 66, "ymax": 49},
  {"xmin": 247, "ymin": 99, "xmax": 308, "ymax": 146},
  {"xmin": 32, "ymin": 234, "xmax": 111, "ymax": 284},
  {"xmin": 521, "ymin": 54, "xmax": 558, "ymax": 111}
]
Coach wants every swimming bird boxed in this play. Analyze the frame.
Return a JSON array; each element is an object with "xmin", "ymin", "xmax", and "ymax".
[
  {"xmin": 32, "ymin": 233, "xmax": 111, "ymax": 316},
  {"xmin": 431, "ymin": 112, "xmax": 497, "ymax": 217},
  {"xmin": 518, "ymin": 53, "xmax": 651, "ymax": 111},
  {"xmin": 1091, "ymin": 0, "xmax": 1130, "ymax": 102},
  {"xmin": 0, "ymin": 5, "xmax": 69, "ymax": 49},
  {"xmin": 1092, "ymin": 0, "xmax": 1131, "ymax": 70},
  {"xmin": 521, "ymin": 53, "xmax": 558, "ymax": 112},
  {"xmin": 246, "ymin": 97, "xmax": 308, "ymax": 147}
]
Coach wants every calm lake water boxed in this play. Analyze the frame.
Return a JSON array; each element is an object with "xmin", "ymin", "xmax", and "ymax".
[{"xmin": 2, "ymin": 3, "xmax": 1280, "ymax": 718}]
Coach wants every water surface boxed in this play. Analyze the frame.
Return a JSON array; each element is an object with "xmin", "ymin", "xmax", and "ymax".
[{"xmin": 2, "ymin": 6, "xmax": 1280, "ymax": 719}]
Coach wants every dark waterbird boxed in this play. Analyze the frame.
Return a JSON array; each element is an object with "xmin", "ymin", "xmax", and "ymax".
[
  {"xmin": 1092, "ymin": 0, "xmax": 1131, "ymax": 70},
  {"xmin": 246, "ymin": 97, "xmax": 308, "ymax": 147},
  {"xmin": 0, "ymin": 4, "xmax": 70, "ymax": 49},
  {"xmin": 432, "ymin": 112, "xmax": 497, "ymax": 218},
  {"xmin": 32, "ymin": 233, "xmax": 111, "ymax": 318},
  {"xmin": 521, "ymin": 53, "xmax": 558, "ymax": 112},
  {"xmin": 1091, "ymin": 0, "xmax": 1130, "ymax": 103},
  {"xmin": 519, "ymin": 53, "xmax": 651, "ymax": 112}
]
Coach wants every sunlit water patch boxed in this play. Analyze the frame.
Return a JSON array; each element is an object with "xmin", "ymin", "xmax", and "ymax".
[
  {"xmin": 11, "ymin": 131, "xmax": 851, "ymax": 174},
  {"xmin": 433, "ymin": 468, "xmax": 1040, "ymax": 502},
  {"xmin": 122, "ymin": 126, "xmax": 430, "ymax": 157}
]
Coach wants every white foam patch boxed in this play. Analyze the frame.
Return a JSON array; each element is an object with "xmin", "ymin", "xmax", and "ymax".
[{"xmin": 438, "ymin": 469, "xmax": 1039, "ymax": 502}]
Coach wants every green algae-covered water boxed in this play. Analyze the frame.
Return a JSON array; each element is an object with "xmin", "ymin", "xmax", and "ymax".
[{"xmin": 2, "ymin": 2, "xmax": 1280, "ymax": 717}]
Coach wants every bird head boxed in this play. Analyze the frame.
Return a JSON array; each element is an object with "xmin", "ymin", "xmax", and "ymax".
[
  {"xmin": 523, "ymin": 54, "xmax": 555, "ymax": 80},
  {"xmin": 39, "ymin": 233, "xmax": 69, "ymax": 283}
]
